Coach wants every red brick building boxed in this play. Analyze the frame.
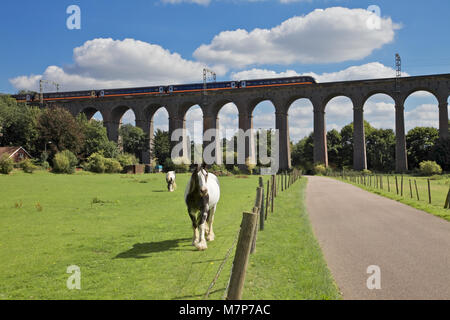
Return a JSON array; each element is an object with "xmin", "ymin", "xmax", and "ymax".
[{"xmin": 0, "ymin": 146, "xmax": 32, "ymax": 162}]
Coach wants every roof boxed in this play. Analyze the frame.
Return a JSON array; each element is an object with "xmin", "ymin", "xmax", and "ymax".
[{"xmin": 0, "ymin": 146, "xmax": 32, "ymax": 159}]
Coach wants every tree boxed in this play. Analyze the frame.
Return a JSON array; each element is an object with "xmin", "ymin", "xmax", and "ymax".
[
  {"xmin": 406, "ymin": 127, "xmax": 439, "ymax": 169},
  {"xmin": 366, "ymin": 128, "xmax": 396, "ymax": 172},
  {"xmin": 152, "ymin": 129, "xmax": 170, "ymax": 165},
  {"xmin": 0, "ymin": 96, "xmax": 41, "ymax": 156},
  {"xmin": 431, "ymin": 137, "xmax": 450, "ymax": 171},
  {"xmin": 76, "ymin": 114, "xmax": 118, "ymax": 159},
  {"xmin": 327, "ymin": 129, "xmax": 342, "ymax": 168},
  {"xmin": 37, "ymin": 106, "xmax": 83, "ymax": 159},
  {"xmin": 119, "ymin": 124, "xmax": 147, "ymax": 160}
]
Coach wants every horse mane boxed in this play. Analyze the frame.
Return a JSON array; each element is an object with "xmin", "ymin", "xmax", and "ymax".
[{"xmin": 188, "ymin": 164, "xmax": 208, "ymax": 194}]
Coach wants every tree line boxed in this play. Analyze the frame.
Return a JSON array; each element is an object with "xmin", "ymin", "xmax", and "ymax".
[
  {"xmin": 291, "ymin": 120, "xmax": 449, "ymax": 174},
  {"xmin": 1, "ymin": 95, "xmax": 448, "ymax": 174}
]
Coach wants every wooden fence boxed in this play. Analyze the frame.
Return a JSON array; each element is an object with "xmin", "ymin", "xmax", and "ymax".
[
  {"xmin": 225, "ymin": 169, "xmax": 302, "ymax": 300},
  {"xmin": 332, "ymin": 171, "xmax": 450, "ymax": 210}
]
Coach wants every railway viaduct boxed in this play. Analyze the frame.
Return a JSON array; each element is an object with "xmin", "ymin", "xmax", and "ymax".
[{"xmin": 45, "ymin": 73, "xmax": 450, "ymax": 172}]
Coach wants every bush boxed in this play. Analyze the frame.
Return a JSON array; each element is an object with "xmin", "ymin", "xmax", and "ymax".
[
  {"xmin": 115, "ymin": 153, "xmax": 137, "ymax": 168},
  {"xmin": 104, "ymin": 158, "xmax": 123, "ymax": 173},
  {"xmin": 245, "ymin": 158, "xmax": 256, "ymax": 175},
  {"xmin": 20, "ymin": 159, "xmax": 37, "ymax": 173},
  {"xmin": 231, "ymin": 166, "xmax": 241, "ymax": 175},
  {"xmin": 419, "ymin": 161, "xmax": 442, "ymax": 176},
  {"xmin": 0, "ymin": 154, "xmax": 14, "ymax": 174},
  {"xmin": 86, "ymin": 153, "xmax": 106, "ymax": 173},
  {"xmin": 52, "ymin": 151, "xmax": 75, "ymax": 174},
  {"xmin": 172, "ymin": 157, "xmax": 190, "ymax": 173},
  {"xmin": 362, "ymin": 169, "xmax": 372, "ymax": 176},
  {"xmin": 313, "ymin": 164, "xmax": 326, "ymax": 175}
]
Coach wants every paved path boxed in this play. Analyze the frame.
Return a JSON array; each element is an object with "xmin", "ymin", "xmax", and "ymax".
[{"xmin": 305, "ymin": 176, "xmax": 450, "ymax": 300}]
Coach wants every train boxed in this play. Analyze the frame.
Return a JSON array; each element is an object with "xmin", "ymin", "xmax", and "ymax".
[{"xmin": 12, "ymin": 76, "xmax": 316, "ymax": 103}]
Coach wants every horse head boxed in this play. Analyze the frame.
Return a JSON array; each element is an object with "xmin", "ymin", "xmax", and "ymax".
[{"xmin": 191, "ymin": 163, "xmax": 209, "ymax": 197}]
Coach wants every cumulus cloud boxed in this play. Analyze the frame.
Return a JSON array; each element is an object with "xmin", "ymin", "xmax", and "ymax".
[
  {"xmin": 10, "ymin": 38, "xmax": 213, "ymax": 92},
  {"xmin": 194, "ymin": 7, "xmax": 400, "ymax": 68}
]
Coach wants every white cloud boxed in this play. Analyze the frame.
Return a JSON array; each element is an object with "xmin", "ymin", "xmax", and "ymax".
[
  {"xmin": 10, "ymin": 38, "xmax": 213, "ymax": 92},
  {"xmin": 194, "ymin": 7, "xmax": 400, "ymax": 68}
]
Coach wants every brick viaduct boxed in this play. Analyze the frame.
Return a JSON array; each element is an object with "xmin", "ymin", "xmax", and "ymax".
[{"xmin": 48, "ymin": 74, "xmax": 450, "ymax": 172}]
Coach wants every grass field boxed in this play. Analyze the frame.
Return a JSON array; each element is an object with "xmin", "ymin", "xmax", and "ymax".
[
  {"xmin": 334, "ymin": 174, "xmax": 450, "ymax": 222},
  {"xmin": 0, "ymin": 170, "xmax": 339, "ymax": 300}
]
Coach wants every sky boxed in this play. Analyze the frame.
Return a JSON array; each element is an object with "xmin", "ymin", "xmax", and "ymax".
[{"xmin": 1, "ymin": 0, "xmax": 449, "ymax": 142}]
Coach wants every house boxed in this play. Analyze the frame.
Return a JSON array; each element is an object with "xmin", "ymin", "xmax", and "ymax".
[{"xmin": 0, "ymin": 146, "xmax": 32, "ymax": 162}]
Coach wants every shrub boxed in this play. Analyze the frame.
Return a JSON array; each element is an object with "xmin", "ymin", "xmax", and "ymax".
[
  {"xmin": 245, "ymin": 158, "xmax": 256, "ymax": 175},
  {"xmin": 104, "ymin": 158, "xmax": 123, "ymax": 173},
  {"xmin": 20, "ymin": 159, "xmax": 37, "ymax": 173},
  {"xmin": 419, "ymin": 161, "xmax": 442, "ymax": 176},
  {"xmin": 362, "ymin": 169, "xmax": 372, "ymax": 176},
  {"xmin": 0, "ymin": 154, "xmax": 14, "ymax": 174},
  {"xmin": 52, "ymin": 152, "xmax": 75, "ymax": 174},
  {"xmin": 231, "ymin": 166, "xmax": 241, "ymax": 175},
  {"xmin": 172, "ymin": 157, "xmax": 190, "ymax": 173},
  {"xmin": 86, "ymin": 153, "xmax": 106, "ymax": 173},
  {"xmin": 313, "ymin": 164, "xmax": 326, "ymax": 175},
  {"xmin": 116, "ymin": 153, "xmax": 137, "ymax": 168}
]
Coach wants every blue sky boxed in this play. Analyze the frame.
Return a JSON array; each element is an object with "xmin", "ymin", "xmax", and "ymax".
[{"xmin": 1, "ymin": 0, "xmax": 449, "ymax": 141}]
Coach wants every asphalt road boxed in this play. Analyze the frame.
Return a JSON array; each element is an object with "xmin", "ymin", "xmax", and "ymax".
[{"xmin": 305, "ymin": 175, "xmax": 450, "ymax": 300}]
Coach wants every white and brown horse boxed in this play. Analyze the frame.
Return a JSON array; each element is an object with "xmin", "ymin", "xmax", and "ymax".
[
  {"xmin": 166, "ymin": 171, "xmax": 176, "ymax": 192},
  {"xmin": 184, "ymin": 164, "xmax": 220, "ymax": 251}
]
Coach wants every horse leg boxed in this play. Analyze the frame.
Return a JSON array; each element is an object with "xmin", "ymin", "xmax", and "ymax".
[
  {"xmin": 206, "ymin": 205, "xmax": 216, "ymax": 242},
  {"xmin": 195, "ymin": 206, "xmax": 209, "ymax": 251},
  {"xmin": 188, "ymin": 211, "xmax": 199, "ymax": 246}
]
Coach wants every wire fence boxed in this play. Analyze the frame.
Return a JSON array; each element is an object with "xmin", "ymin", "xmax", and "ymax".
[
  {"xmin": 203, "ymin": 169, "xmax": 302, "ymax": 300},
  {"xmin": 330, "ymin": 171, "xmax": 450, "ymax": 210}
]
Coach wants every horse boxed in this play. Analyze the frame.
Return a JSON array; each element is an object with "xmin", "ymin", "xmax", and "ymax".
[
  {"xmin": 166, "ymin": 171, "xmax": 176, "ymax": 192},
  {"xmin": 184, "ymin": 164, "xmax": 220, "ymax": 251}
]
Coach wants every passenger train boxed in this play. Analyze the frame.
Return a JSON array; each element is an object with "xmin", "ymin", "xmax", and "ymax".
[{"xmin": 13, "ymin": 76, "xmax": 316, "ymax": 103}]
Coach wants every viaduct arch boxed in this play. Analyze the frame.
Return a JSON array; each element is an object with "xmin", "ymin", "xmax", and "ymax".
[{"xmin": 48, "ymin": 74, "xmax": 450, "ymax": 172}]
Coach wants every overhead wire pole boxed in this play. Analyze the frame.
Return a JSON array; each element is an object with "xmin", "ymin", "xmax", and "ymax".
[{"xmin": 395, "ymin": 53, "xmax": 402, "ymax": 93}]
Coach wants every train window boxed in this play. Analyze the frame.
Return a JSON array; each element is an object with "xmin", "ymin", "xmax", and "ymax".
[
  {"xmin": 241, "ymin": 81, "xmax": 246, "ymax": 88},
  {"xmin": 159, "ymin": 87, "xmax": 164, "ymax": 93},
  {"xmin": 100, "ymin": 90, "xmax": 105, "ymax": 97},
  {"xmin": 231, "ymin": 82, "xmax": 236, "ymax": 88},
  {"xmin": 169, "ymin": 86, "xmax": 173, "ymax": 93},
  {"xmin": 26, "ymin": 95, "xmax": 31, "ymax": 101}
]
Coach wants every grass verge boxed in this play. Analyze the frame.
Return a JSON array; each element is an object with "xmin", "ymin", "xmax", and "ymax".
[
  {"xmin": 243, "ymin": 177, "xmax": 341, "ymax": 300},
  {"xmin": 333, "ymin": 175, "xmax": 450, "ymax": 222}
]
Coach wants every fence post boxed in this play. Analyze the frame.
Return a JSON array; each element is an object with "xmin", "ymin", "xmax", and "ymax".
[
  {"xmin": 251, "ymin": 187, "xmax": 263, "ymax": 254},
  {"xmin": 401, "ymin": 175, "xmax": 404, "ymax": 197},
  {"xmin": 387, "ymin": 176, "xmax": 390, "ymax": 192},
  {"xmin": 227, "ymin": 211, "xmax": 258, "ymax": 300},
  {"xmin": 428, "ymin": 179, "xmax": 432, "ymax": 204},
  {"xmin": 409, "ymin": 179, "xmax": 413, "ymax": 199},
  {"xmin": 395, "ymin": 176, "xmax": 399, "ymax": 195},
  {"xmin": 271, "ymin": 175, "xmax": 275, "ymax": 213},
  {"xmin": 265, "ymin": 179, "xmax": 270, "ymax": 220},
  {"xmin": 415, "ymin": 180, "xmax": 420, "ymax": 201},
  {"xmin": 444, "ymin": 188, "xmax": 450, "ymax": 209},
  {"xmin": 258, "ymin": 178, "xmax": 265, "ymax": 231}
]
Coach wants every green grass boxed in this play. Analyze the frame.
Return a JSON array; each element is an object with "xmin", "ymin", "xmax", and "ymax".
[
  {"xmin": 0, "ymin": 171, "xmax": 260, "ymax": 300},
  {"xmin": 243, "ymin": 178, "xmax": 341, "ymax": 300},
  {"xmin": 0, "ymin": 171, "xmax": 339, "ymax": 300},
  {"xmin": 334, "ymin": 174, "xmax": 450, "ymax": 222}
]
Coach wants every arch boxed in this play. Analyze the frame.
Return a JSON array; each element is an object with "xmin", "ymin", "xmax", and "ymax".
[
  {"xmin": 218, "ymin": 102, "xmax": 239, "ymax": 166},
  {"xmin": 404, "ymin": 90, "xmax": 439, "ymax": 132},
  {"xmin": 184, "ymin": 104, "xmax": 203, "ymax": 152},
  {"xmin": 287, "ymin": 98, "xmax": 314, "ymax": 143},
  {"xmin": 248, "ymin": 97, "xmax": 276, "ymax": 115},
  {"xmin": 110, "ymin": 105, "xmax": 139, "ymax": 126},
  {"xmin": 79, "ymin": 106, "xmax": 104, "ymax": 121},
  {"xmin": 404, "ymin": 91, "xmax": 440, "ymax": 170},
  {"xmin": 363, "ymin": 93, "xmax": 396, "ymax": 129},
  {"xmin": 288, "ymin": 98, "xmax": 314, "ymax": 169},
  {"xmin": 363, "ymin": 94, "xmax": 396, "ymax": 172},
  {"xmin": 324, "ymin": 96, "xmax": 354, "ymax": 169},
  {"xmin": 323, "ymin": 93, "xmax": 353, "ymax": 108},
  {"xmin": 151, "ymin": 106, "xmax": 169, "ymax": 133}
]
